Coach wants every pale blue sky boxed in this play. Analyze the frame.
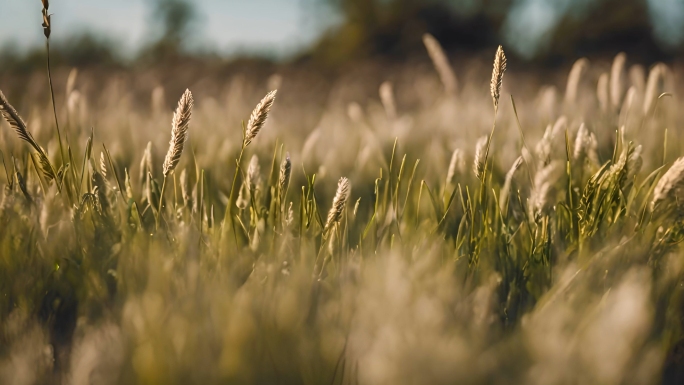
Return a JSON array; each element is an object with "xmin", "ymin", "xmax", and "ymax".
[
  {"xmin": 1, "ymin": 0, "xmax": 682, "ymax": 59},
  {"xmin": 0, "ymin": 0, "xmax": 333, "ymax": 57}
]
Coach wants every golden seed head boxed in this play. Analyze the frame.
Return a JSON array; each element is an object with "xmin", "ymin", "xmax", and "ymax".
[
  {"xmin": 244, "ymin": 90, "xmax": 277, "ymax": 147},
  {"xmin": 325, "ymin": 177, "xmax": 350, "ymax": 231},
  {"xmin": 490, "ymin": 45, "xmax": 507, "ymax": 111},
  {"xmin": 163, "ymin": 89, "xmax": 193, "ymax": 177}
]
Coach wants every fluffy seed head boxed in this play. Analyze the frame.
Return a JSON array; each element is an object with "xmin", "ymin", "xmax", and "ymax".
[
  {"xmin": 423, "ymin": 34, "xmax": 458, "ymax": 95},
  {"xmin": 163, "ymin": 89, "xmax": 193, "ymax": 177},
  {"xmin": 473, "ymin": 136, "xmax": 488, "ymax": 179},
  {"xmin": 247, "ymin": 155, "xmax": 261, "ymax": 195},
  {"xmin": 244, "ymin": 90, "xmax": 277, "ymax": 147},
  {"xmin": 652, "ymin": 157, "xmax": 684, "ymax": 213},
  {"xmin": 325, "ymin": 177, "xmax": 350, "ymax": 231},
  {"xmin": 530, "ymin": 161, "xmax": 563, "ymax": 220},
  {"xmin": 490, "ymin": 45, "xmax": 507, "ymax": 111}
]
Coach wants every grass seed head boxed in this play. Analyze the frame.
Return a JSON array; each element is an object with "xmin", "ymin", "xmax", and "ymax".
[
  {"xmin": 565, "ymin": 58, "xmax": 589, "ymax": 105},
  {"xmin": 473, "ymin": 136, "xmax": 488, "ymax": 180},
  {"xmin": 490, "ymin": 45, "xmax": 507, "ymax": 112},
  {"xmin": 652, "ymin": 157, "xmax": 684, "ymax": 213},
  {"xmin": 244, "ymin": 90, "xmax": 277, "ymax": 147},
  {"xmin": 422, "ymin": 34, "xmax": 458, "ymax": 95},
  {"xmin": 325, "ymin": 177, "xmax": 350, "ymax": 231},
  {"xmin": 610, "ymin": 52, "xmax": 627, "ymax": 109},
  {"xmin": 163, "ymin": 89, "xmax": 193, "ymax": 177},
  {"xmin": 278, "ymin": 152, "xmax": 291, "ymax": 202}
]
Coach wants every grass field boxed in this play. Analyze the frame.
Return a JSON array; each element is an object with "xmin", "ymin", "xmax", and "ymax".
[{"xmin": 1, "ymin": 23, "xmax": 684, "ymax": 384}]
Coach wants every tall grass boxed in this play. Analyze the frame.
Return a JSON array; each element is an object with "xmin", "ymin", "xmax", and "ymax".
[{"xmin": 0, "ymin": 37, "xmax": 683, "ymax": 385}]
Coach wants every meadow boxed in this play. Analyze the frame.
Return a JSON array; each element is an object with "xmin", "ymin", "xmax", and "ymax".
[{"xmin": 1, "ymin": 11, "xmax": 684, "ymax": 383}]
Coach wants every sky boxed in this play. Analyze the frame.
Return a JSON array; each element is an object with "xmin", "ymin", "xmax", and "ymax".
[
  {"xmin": 1, "ymin": 0, "xmax": 682, "ymax": 59},
  {"xmin": 0, "ymin": 0, "xmax": 333, "ymax": 57}
]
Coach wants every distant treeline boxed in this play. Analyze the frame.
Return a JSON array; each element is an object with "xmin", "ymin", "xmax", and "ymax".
[{"xmin": 1, "ymin": 0, "xmax": 682, "ymax": 72}]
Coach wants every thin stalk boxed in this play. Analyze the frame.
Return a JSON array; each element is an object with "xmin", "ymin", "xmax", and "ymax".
[
  {"xmin": 46, "ymin": 40, "xmax": 66, "ymax": 166},
  {"xmin": 156, "ymin": 175, "xmax": 168, "ymax": 230}
]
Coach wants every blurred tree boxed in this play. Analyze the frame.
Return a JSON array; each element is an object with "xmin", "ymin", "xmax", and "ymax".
[
  {"xmin": 306, "ymin": 0, "xmax": 682, "ymax": 64},
  {"xmin": 141, "ymin": 0, "xmax": 199, "ymax": 61}
]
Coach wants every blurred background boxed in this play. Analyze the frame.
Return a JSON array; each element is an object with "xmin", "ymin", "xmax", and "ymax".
[{"xmin": 1, "ymin": 0, "xmax": 683, "ymax": 71}]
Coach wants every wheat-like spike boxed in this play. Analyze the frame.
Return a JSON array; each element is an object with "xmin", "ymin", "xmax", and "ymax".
[
  {"xmin": 325, "ymin": 177, "xmax": 350, "ymax": 231},
  {"xmin": 652, "ymin": 157, "xmax": 684, "ymax": 212},
  {"xmin": 499, "ymin": 156, "xmax": 523, "ymax": 213},
  {"xmin": 422, "ymin": 34, "xmax": 457, "ymax": 95},
  {"xmin": 99, "ymin": 151, "xmax": 108, "ymax": 179},
  {"xmin": 446, "ymin": 148, "xmax": 464, "ymax": 185},
  {"xmin": 278, "ymin": 152, "xmax": 291, "ymax": 203},
  {"xmin": 0, "ymin": 90, "xmax": 40, "ymax": 151},
  {"xmin": 473, "ymin": 136, "xmax": 488, "ymax": 180},
  {"xmin": 564, "ymin": 58, "xmax": 589, "ymax": 105},
  {"xmin": 490, "ymin": 45, "xmax": 507, "ymax": 112},
  {"xmin": 1, "ymin": 90, "xmax": 55, "ymax": 181},
  {"xmin": 610, "ymin": 52, "xmax": 627, "ymax": 109},
  {"xmin": 163, "ymin": 89, "xmax": 193, "ymax": 177},
  {"xmin": 244, "ymin": 90, "xmax": 277, "ymax": 147}
]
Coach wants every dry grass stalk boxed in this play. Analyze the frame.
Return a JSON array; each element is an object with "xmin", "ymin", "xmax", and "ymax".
[
  {"xmin": 473, "ymin": 136, "xmax": 488, "ymax": 180},
  {"xmin": 163, "ymin": 89, "xmax": 193, "ymax": 177},
  {"xmin": 325, "ymin": 177, "xmax": 350, "ymax": 231},
  {"xmin": 422, "ymin": 34, "xmax": 458, "ymax": 95},
  {"xmin": 652, "ymin": 157, "xmax": 684, "ymax": 212},
  {"xmin": 244, "ymin": 90, "xmax": 277, "ymax": 146},
  {"xmin": 565, "ymin": 58, "xmax": 589, "ymax": 105},
  {"xmin": 610, "ymin": 52, "xmax": 627, "ymax": 109},
  {"xmin": 140, "ymin": 142, "xmax": 152, "ymax": 184},
  {"xmin": 490, "ymin": 45, "xmax": 507, "ymax": 112}
]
